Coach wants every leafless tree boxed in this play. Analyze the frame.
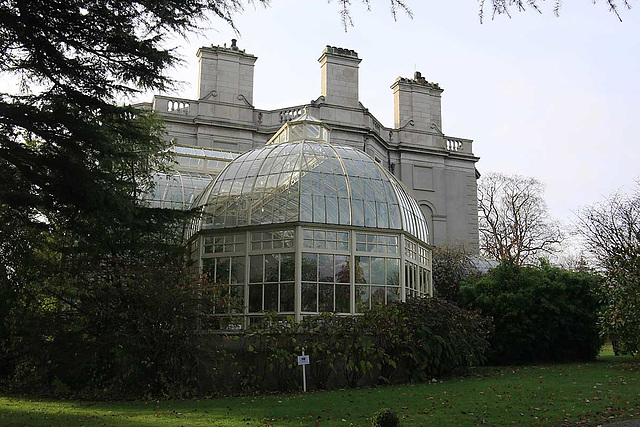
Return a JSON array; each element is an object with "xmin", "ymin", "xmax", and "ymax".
[
  {"xmin": 576, "ymin": 184, "xmax": 640, "ymax": 272},
  {"xmin": 478, "ymin": 0, "xmax": 635, "ymax": 23},
  {"xmin": 478, "ymin": 173, "xmax": 563, "ymax": 265},
  {"xmin": 336, "ymin": 0, "xmax": 413, "ymax": 29},
  {"xmin": 575, "ymin": 182, "xmax": 640, "ymax": 355}
]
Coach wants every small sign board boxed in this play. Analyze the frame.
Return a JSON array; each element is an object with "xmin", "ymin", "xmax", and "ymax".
[{"xmin": 297, "ymin": 355, "xmax": 310, "ymax": 366}]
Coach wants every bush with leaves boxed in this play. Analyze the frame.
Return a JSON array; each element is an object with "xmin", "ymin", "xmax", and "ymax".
[
  {"xmin": 372, "ymin": 408, "xmax": 400, "ymax": 427},
  {"xmin": 3, "ymin": 246, "xmax": 209, "ymax": 398},
  {"xmin": 460, "ymin": 260, "xmax": 603, "ymax": 364},
  {"xmin": 229, "ymin": 298, "xmax": 491, "ymax": 391},
  {"xmin": 432, "ymin": 244, "xmax": 478, "ymax": 303},
  {"xmin": 375, "ymin": 298, "xmax": 491, "ymax": 382}
]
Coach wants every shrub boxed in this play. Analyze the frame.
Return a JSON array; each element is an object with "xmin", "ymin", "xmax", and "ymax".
[
  {"xmin": 372, "ymin": 408, "xmax": 400, "ymax": 427},
  {"xmin": 233, "ymin": 298, "xmax": 491, "ymax": 391},
  {"xmin": 432, "ymin": 244, "xmax": 477, "ymax": 303},
  {"xmin": 460, "ymin": 259, "xmax": 602, "ymax": 364},
  {"xmin": 3, "ymin": 251, "xmax": 207, "ymax": 399},
  {"xmin": 365, "ymin": 298, "xmax": 491, "ymax": 382}
]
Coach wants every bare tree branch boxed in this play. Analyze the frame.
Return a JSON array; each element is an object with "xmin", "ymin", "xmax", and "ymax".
[
  {"xmin": 478, "ymin": 173, "xmax": 564, "ymax": 265},
  {"xmin": 479, "ymin": 0, "xmax": 636, "ymax": 23}
]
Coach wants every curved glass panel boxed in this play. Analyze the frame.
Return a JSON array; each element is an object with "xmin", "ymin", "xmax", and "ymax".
[
  {"xmin": 195, "ymin": 140, "xmax": 429, "ymax": 243},
  {"xmin": 144, "ymin": 171, "xmax": 217, "ymax": 210}
]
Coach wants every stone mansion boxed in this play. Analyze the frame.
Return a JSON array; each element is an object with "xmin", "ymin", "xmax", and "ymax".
[{"xmin": 138, "ymin": 40, "xmax": 480, "ymax": 252}]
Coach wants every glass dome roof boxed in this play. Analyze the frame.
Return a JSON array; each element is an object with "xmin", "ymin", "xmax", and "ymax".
[{"xmin": 193, "ymin": 114, "xmax": 429, "ymax": 244}]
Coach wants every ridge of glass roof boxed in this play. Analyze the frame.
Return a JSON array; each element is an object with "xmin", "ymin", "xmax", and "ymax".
[
  {"xmin": 267, "ymin": 109, "xmax": 330, "ymax": 145},
  {"xmin": 191, "ymin": 140, "xmax": 430, "ymax": 245}
]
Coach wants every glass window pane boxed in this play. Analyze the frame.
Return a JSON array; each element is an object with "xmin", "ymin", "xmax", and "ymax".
[
  {"xmin": 280, "ymin": 254, "xmax": 295, "ymax": 281},
  {"xmin": 371, "ymin": 257, "xmax": 385, "ymax": 285},
  {"xmin": 204, "ymin": 237, "xmax": 213, "ymax": 253},
  {"xmin": 313, "ymin": 195, "xmax": 325, "ymax": 223},
  {"xmin": 280, "ymin": 282, "xmax": 294, "ymax": 312},
  {"xmin": 355, "ymin": 256, "xmax": 369, "ymax": 284},
  {"xmin": 300, "ymin": 192, "xmax": 313, "ymax": 222},
  {"xmin": 264, "ymin": 254, "xmax": 279, "ymax": 282},
  {"xmin": 203, "ymin": 258, "xmax": 214, "ymax": 281},
  {"xmin": 230, "ymin": 285, "xmax": 244, "ymax": 314},
  {"xmin": 386, "ymin": 258, "xmax": 400, "ymax": 286},
  {"xmin": 326, "ymin": 197, "xmax": 339, "ymax": 224},
  {"xmin": 352, "ymin": 199, "xmax": 364, "ymax": 227},
  {"xmin": 249, "ymin": 255, "xmax": 263, "ymax": 283},
  {"xmin": 319, "ymin": 254, "xmax": 333, "ymax": 283},
  {"xmin": 216, "ymin": 257, "xmax": 230, "ymax": 284},
  {"xmin": 249, "ymin": 284, "xmax": 262, "ymax": 312},
  {"xmin": 387, "ymin": 286, "xmax": 400, "ymax": 304},
  {"xmin": 364, "ymin": 201, "xmax": 376, "ymax": 227},
  {"xmin": 355, "ymin": 285, "xmax": 370, "ymax": 313},
  {"xmin": 264, "ymin": 284, "xmax": 278, "ymax": 312},
  {"xmin": 319, "ymin": 284, "xmax": 334, "ymax": 312},
  {"xmin": 335, "ymin": 255, "xmax": 350, "ymax": 283},
  {"xmin": 377, "ymin": 202, "xmax": 389, "ymax": 228},
  {"xmin": 302, "ymin": 282, "xmax": 317, "ymax": 312},
  {"xmin": 336, "ymin": 284, "xmax": 351, "ymax": 313},
  {"xmin": 302, "ymin": 253, "xmax": 317, "ymax": 281},
  {"xmin": 339, "ymin": 198, "xmax": 351, "ymax": 225},
  {"xmin": 371, "ymin": 286, "xmax": 385, "ymax": 307}
]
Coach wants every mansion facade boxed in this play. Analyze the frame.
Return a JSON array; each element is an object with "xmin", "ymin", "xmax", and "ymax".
[{"xmin": 139, "ymin": 40, "xmax": 480, "ymax": 252}]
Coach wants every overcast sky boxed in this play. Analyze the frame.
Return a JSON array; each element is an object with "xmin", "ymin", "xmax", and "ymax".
[{"xmin": 149, "ymin": 0, "xmax": 639, "ymax": 226}]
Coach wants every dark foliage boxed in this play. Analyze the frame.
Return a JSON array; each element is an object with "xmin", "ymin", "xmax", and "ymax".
[
  {"xmin": 1, "ymin": 243, "xmax": 208, "ymax": 398},
  {"xmin": 432, "ymin": 244, "xmax": 477, "ymax": 303},
  {"xmin": 372, "ymin": 408, "xmax": 399, "ymax": 427},
  {"xmin": 0, "ymin": 0, "xmax": 258, "ymax": 398},
  {"xmin": 460, "ymin": 260, "xmax": 603, "ymax": 364},
  {"xmin": 212, "ymin": 298, "xmax": 491, "ymax": 393}
]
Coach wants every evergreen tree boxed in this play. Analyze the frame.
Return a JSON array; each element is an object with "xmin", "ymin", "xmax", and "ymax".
[{"xmin": 0, "ymin": 0, "xmax": 262, "ymax": 396}]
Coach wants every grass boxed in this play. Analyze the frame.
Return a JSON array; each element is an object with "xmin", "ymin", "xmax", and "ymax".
[{"xmin": 0, "ymin": 346, "xmax": 638, "ymax": 426}]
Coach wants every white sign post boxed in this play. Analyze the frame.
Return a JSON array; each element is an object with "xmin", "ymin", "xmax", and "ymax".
[{"xmin": 297, "ymin": 348, "xmax": 310, "ymax": 392}]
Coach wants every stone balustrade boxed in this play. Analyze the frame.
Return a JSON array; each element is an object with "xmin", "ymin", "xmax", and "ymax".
[
  {"xmin": 444, "ymin": 136, "xmax": 473, "ymax": 154},
  {"xmin": 153, "ymin": 95, "xmax": 198, "ymax": 116},
  {"xmin": 254, "ymin": 105, "xmax": 308, "ymax": 128}
]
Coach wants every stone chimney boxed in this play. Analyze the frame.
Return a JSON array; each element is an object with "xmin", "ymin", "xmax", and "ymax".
[
  {"xmin": 318, "ymin": 46, "xmax": 362, "ymax": 108},
  {"xmin": 196, "ymin": 39, "xmax": 257, "ymax": 105},
  {"xmin": 391, "ymin": 71, "xmax": 443, "ymax": 132}
]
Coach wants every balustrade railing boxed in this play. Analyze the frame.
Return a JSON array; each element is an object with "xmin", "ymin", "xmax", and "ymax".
[{"xmin": 444, "ymin": 136, "xmax": 473, "ymax": 154}]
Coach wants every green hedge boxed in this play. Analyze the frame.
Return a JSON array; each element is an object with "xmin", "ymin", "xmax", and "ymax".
[
  {"xmin": 216, "ymin": 297, "xmax": 491, "ymax": 392},
  {"xmin": 460, "ymin": 260, "xmax": 602, "ymax": 364}
]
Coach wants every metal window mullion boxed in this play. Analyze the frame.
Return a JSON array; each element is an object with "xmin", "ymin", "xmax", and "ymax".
[
  {"xmin": 399, "ymin": 234, "xmax": 406, "ymax": 302},
  {"xmin": 244, "ymin": 230, "xmax": 250, "ymax": 324},
  {"xmin": 294, "ymin": 225, "xmax": 302, "ymax": 323}
]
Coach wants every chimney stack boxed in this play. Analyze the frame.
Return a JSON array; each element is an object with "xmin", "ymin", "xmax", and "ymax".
[
  {"xmin": 391, "ymin": 72, "xmax": 443, "ymax": 132},
  {"xmin": 318, "ymin": 46, "xmax": 362, "ymax": 108},
  {"xmin": 196, "ymin": 40, "xmax": 257, "ymax": 105}
]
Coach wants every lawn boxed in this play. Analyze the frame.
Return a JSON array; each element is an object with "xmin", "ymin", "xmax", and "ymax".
[{"xmin": 1, "ymin": 346, "xmax": 638, "ymax": 426}]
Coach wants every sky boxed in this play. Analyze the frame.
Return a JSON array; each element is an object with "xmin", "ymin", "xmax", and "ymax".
[{"xmin": 151, "ymin": 1, "xmax": 639, "ymax": 228}]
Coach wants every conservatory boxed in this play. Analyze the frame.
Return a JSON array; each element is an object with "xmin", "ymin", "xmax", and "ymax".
[{"xmin": 187, "ymin": 112, "xmax": 432, "ymax": 329}]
